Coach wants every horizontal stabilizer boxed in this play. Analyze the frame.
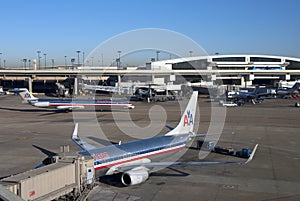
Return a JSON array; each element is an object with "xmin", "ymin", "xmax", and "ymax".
[
  {"xmin": 191, "ymin": 132, "xmax": 234, "ymax": 137},
  {"xmin": 165, "ymin": 125, "xmax": 174, "ymax": 131}
]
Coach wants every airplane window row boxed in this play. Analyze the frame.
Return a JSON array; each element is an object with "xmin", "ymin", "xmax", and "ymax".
[{"xmin": 93, "ymin": 143, "xmax": 184, "ymax": 166}]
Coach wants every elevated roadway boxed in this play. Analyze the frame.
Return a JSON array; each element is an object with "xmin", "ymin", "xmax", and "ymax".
[
  {"xmin": 1, "ymin": 69, "xmax": 300, "ymax": 77},
  {"xmin": 1, "ymin": 69, "xmax": 300, "ymax": 93}
]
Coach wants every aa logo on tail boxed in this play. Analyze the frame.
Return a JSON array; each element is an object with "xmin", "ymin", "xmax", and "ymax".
[
  {"xmin": 183, "ymin": 110, "xmax": 193, "ymax": 126},
  {"xmin": 24, "ymin": 93, "xmax": 31, "ymax": 99}
]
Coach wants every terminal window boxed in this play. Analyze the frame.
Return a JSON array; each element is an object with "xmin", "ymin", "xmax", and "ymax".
[
  {"xmin": 250, "ymin": 57, "xmax": 281, "ymax": 62},
  {"xmin": 286, "ymin": 60, "xmax": 300, "ymax": 70},
  {"xmin": 172, "ymin": 60, "xmax": 208, "ymax": 70},
  {"xmin": 212, "ymin": 57, "xmax": 245, "ymax": 62}
]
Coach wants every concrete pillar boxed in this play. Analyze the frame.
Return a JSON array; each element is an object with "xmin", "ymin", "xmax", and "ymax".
[
  {"xmin": 241, "ymin": 76, "xmax": 245, "ymax": 87},
  {"xmin": 117, "ymin": 74, "xmax": 121, "ymax": 94},
  {"xmin": 152, "ymin": 74, "xmax": 155, "ymax": 83},
  {"xmin": 285, "ymin": 74, "xmax": 291, "ymax": 81},
  {"xmin": 211, "ymin": 74, "xmax": 216, "ymax": 82},
  {"xmin": 28, "ymin": 76, "xmax": 33, "ymax": 93},
  {"xmin": 248, "ymin": 74, "xmax": 254, "ymax": 86},
  {"xmin": 74, "ymin": 77, "xmax": 78, "ymax": 96},
  {"xmin": 117, "ymin": 74, "xmax": 121, "ymax": 86}
]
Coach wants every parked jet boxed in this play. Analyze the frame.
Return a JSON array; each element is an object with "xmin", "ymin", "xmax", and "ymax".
[
  {"xmin": 226, "ymin": 86, "xmax": 277, "ymax": 104},
  {"xmin": 72, "ymin": 91, "xmax": 258, "ymax": 186},
  {"xmin": 276, "ymin": 82, "xmax": 300, "ymax": 98},
  {"xmin": 16, "ymin": 88, "xmax": 135, "ymax": 111},
  {"xmin": 81, "ymin": 83, "xmax": 133, "ymax": 95}
]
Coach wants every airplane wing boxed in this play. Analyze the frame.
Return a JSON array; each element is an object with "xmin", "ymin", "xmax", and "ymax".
[
  {"xmin": 115, "ymin": 144, "xmax": 258, "ymax": 172},
  {"xmin": 72, "ymin": 123, "xmax": 97, "ymax": 151}
]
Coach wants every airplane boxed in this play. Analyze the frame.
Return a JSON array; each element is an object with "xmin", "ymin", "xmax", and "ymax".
[
  {"xmin": 72, "ymin": 91, "xmax": 258, "ymax": 186},
  {"xmin": 81, "ymin": 83, "xmax": 134, "ymax": 95},
  {"xmin": 228, "ymin": 83, "xmax": 300, "ymax": 103},
  {"xmin": 0, "ymin": 86, "xmax": 8, "ymax": 95},
  {"xmin": 15, "ymin": 88, "xmax": 135, "ymax": 111},
  {"xmin": 81, "ymin": 83, "xmax": 177, "ymax": 102},
  {"xmin": 226, "ymin": 86, "xmax": 277, "ymax": 104},
  {"xmin": 275, "ymin": 82, "xmax": 300, "ymax": 98}
]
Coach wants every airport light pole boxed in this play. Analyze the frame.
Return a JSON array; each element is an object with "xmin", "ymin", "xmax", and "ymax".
[
  {"xmin": 76, "ymin": 50, "xmax": 81, "ymax": 67},
  {"xmin": 43, "ymin": 53, "xmax": 47, "ymax": 69},
  {"xmin": 22, "ymin": 59, "xmax": 27, "ymax": 69},
  {"xmin": 82, "ymin": 52, "xmax": 85, "ymax": 67},
  {"xmin": 156, "ymin": 50, "xmax": 160, "ymax": 61},
  {"xmin": 64, "ymin": 56, "xmax": 67, "ymax": 67},
  {"xmin": 3, "ymin": 59, "xmax": 5, "ymax": 68},
  {"xmin": 189, "ymin": 51, "xmax": 193, "ymax": 57},
  {"xmin": 117, "ymin": 50, "xmax": 121, "ymax": 68},
  {"xmin": 37, "ymin": 50, "xmax": 41, "ymax": 70},
  {"xmin": 71, "ymin": 58, "xmax": 75, "ymax": 69},
  {"xmin": 0, "ymin": 52, "xmax": 2, "ymax": 68},
  {"xmin": 28, "ymin": 59, "xmax": 31, "ymax": 69}
]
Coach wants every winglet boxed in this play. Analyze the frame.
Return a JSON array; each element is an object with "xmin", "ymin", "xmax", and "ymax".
[
  {"xmin": 244, "ymin": 144, "xmax": 258, "ymax": 164},
  {"xmin": 71, "ymin": 123, "xmax": 97, "ymax": 151},
  {"xmin": 192, "ymin": 131, "xmax": 234, "ymax": 137},
  {"xmin": 165, "ymin": 125, "xmax": 174, "ymax": 131},
  {"xmin": 72, "ymin": 123, "xmax": 79, "ymax": 140}
]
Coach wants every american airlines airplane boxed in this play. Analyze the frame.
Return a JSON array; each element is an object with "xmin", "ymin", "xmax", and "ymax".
[
  {"xmin": 16, "ymin": 88, "xmax": 135, "ymax": 111},
  {"xmin": 72, "ymin": 91, "xmax": 258, "ymax": 186}
]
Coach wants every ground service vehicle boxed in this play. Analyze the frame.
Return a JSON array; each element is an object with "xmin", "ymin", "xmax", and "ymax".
[
  {"xmin": 213, "ymin": 146, "xmax": 235, "ymax": 155},
  {"xmin": 197, "ymin": 140, "xmax": 215, "ymax": 151},
  {"xmin": 236, "ymin": 148, "xmax": 253, "ymax": 158}
]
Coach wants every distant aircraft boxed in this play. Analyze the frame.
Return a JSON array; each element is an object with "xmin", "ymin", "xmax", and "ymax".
[
  {"xmin": 82, "ymin": 83, "xmax": 177, "ymax": 102},
  {"xmin": 275, "ymin": 83, "xmax": 300, "ymax": 98},
  {"xmin": 72, "ymin": 91, "xmax": 258, "ymax": 186},
  {"xmin": 0, "ymin": 86, "xmax": 7, "ymax": 95},
  {"xmin": 226, "ymin": 87, "xmax": 277, "ymax": 104},
  {"xmin": 81, "ymin": 83, "xmax": 133, "ymax": 95},
  {"xmin": 16, "ymin": 88, "xmax": 135, "ymax": 111}
]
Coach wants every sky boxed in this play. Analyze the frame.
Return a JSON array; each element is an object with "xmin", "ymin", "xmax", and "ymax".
[{"xmin": 0, "ymin": 0, "xmax": 299, "ymax": 67}]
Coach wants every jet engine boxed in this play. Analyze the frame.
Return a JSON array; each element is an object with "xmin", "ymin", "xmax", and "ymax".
[
  {"xmin": 56, "ymin": 105, "xmax": 85, "ymax": 110},
  {"xmin": 121, "ymin": 167, "xmax": 149, "ymax": 186},
  {"xmin": 34, "ymin": 102, "xmax": 50, "ymax": 107}
]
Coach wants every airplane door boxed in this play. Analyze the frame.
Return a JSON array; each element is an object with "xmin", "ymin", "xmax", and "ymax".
[{"xmin": 86, "ymin": 167, "xmax": 94, "ymax": 185}]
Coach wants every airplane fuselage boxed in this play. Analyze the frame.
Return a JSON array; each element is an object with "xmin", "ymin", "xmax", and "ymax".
[
  {"xmin": 79, "ymin": 134, "xmax": 192, "ymax": 176},
  {"xmin": 29, "ymin": 98, "xmax": 135, "ymax": 109}
]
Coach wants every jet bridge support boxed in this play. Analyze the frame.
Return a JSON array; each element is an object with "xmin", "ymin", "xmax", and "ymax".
[{"xmin": 28, "ymin": 76, "xmax": 33, "ymax": 93}]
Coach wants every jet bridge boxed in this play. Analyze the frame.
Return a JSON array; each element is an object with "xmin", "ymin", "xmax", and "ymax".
[{"xmin": 0, "ymin": 156, "xmax": 94, "ymax": 201}]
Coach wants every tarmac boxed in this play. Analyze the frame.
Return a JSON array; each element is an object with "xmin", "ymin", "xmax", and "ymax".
[{"xmin": 0, "ymin": 93, "xmax": 299, "ymax": 201}]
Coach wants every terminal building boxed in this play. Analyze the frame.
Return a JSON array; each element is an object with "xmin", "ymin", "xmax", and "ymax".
[
  {"xmin": 149, "ymin": 54, "xmax": 300, "ymax": 86},
  {"xmin": 0, "ymin": 54, "xmax": 300, "ymax": 93}
]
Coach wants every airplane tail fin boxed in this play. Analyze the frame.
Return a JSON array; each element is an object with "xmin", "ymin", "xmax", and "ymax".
[
  {"xmin": 292, "ymin": 82, "xmax": 300, "ymax": 91},
  {"xmin": 165, "ymin": 91, "xmax": 198, "ymax": 136},
  {"xmin": 17, "ymin": 88, "xmax": 38, "ymax": 103}
]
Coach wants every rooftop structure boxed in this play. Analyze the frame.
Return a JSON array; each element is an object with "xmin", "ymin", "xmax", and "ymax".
[
  {"xmin": 150, "ymin": 54, "xmax": 300, "ymax": 86},
  {"xmin": 0, "ymin": 54, "xmax": 300, "ymax": 92},
  {"xmin": 151, "ymin": 54, "xmax": 300, "ymax": 71}
]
